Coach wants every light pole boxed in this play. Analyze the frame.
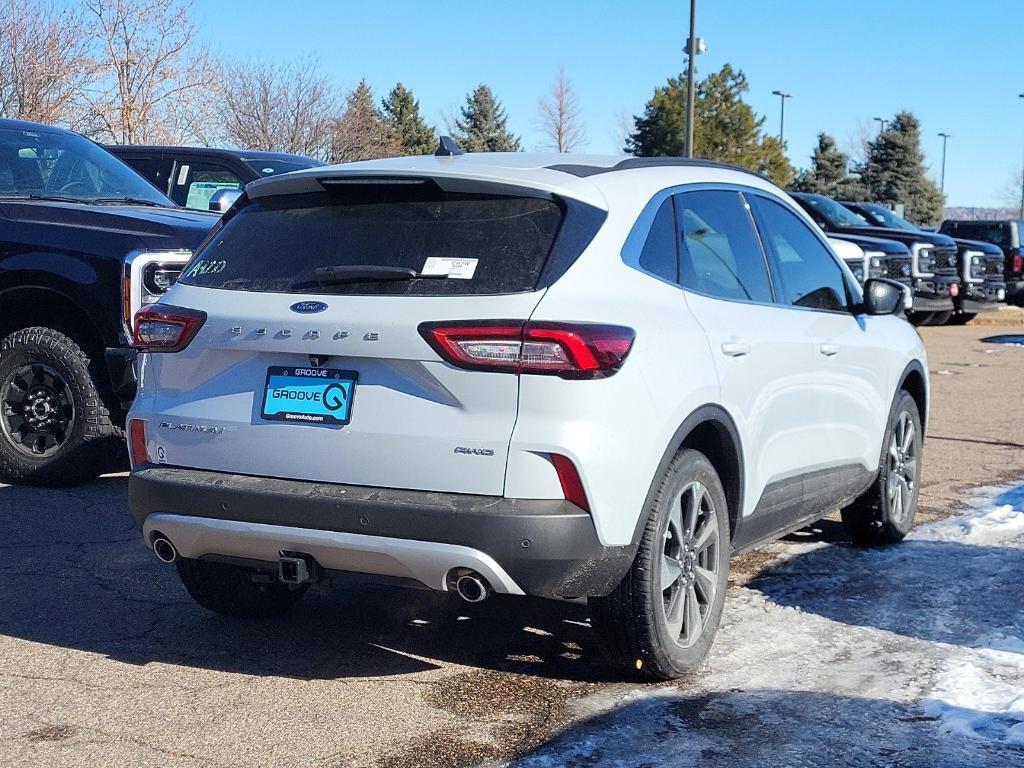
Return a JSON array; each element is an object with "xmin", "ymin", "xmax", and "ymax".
[
  {"xmin": 1019, "ymin": 94, "xmax": 1024, "ymax": 218},
  {"xmin": 873, "ymin": 116, "xmax": 887, "ymax": 135},
  {"xmin": 937, "ymin": 132, "xmax": 951, "ymax": 193},
  {"xmin": 684, "ymin": 0, "xmax": 698, "ymax": 158},
  {"xmin": 772, "ymin": 90, "xmax": 792, "ymax": 144}
]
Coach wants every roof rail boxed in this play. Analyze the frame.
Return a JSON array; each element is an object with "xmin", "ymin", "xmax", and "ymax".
[{"xmin": 547, "ymin": 156, "xmax": 769, "ymax": 180}]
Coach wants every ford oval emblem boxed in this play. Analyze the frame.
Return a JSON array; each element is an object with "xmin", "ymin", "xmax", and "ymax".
[{"xmin": 290, "ymin": 301, "xmax": 328, "ymax": 314}]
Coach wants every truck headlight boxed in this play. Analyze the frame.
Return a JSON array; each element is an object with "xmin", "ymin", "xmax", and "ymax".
[
  {"xmin": 122, "ymin": 250, "xmax": 193, "ymax": 336},
  {"xmin": 866, "ymin": 251, "xmax": 886, "ymax": 278}
]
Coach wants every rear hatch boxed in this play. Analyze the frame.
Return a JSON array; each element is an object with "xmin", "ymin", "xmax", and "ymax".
[{"xmin": 135, "ymin": 175, "xmax": 600, "ymax": 496}]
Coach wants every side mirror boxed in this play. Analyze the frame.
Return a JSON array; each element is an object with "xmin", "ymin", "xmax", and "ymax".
[
  {"xmin": 208, "ymin": 188, "xmax": 243, "ymax": 213},
  {"xmin": 862, "ymin": 278, "xmax": 910, "ymax": 315}
]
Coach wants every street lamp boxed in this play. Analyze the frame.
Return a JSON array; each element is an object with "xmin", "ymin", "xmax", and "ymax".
[
  {"xmin": 873, "ymin": 117, "xmax": 887, "ymax": 135},
  {"xmin": 772, "ymin": 90, "xmax": 792, "ymax": 144},
  {"xmin": 1018, "ymin": 94, "xmax": 1024, "ymax": 218},
  {"xmin": 937, "ymin": 132, "xmax": 951, "ymax": 193},
  {"xmin": 683, "ymin": 0, "xmax": 706, "ymax": 158}
]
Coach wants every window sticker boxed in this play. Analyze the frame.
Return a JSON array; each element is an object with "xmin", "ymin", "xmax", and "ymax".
[
  {"xmin": 176, "ymin": 164, "xmax": 190, "ymax": 185},
  {"xmin": 421, "ymin": 257, "xmax": 478, "ymax": 280}
]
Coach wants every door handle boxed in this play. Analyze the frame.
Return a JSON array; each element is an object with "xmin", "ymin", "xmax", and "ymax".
[
  {"xmin": 818, "ymin": 342, "xmax": 841, "ymax": 356},
  {"xmin": 720, "ymin": 341, "xmax": 751, "ymax": 357}
]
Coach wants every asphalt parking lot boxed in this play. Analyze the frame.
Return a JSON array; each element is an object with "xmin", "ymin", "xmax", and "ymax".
[{"xmin": 2, "ymin": 323, "xmax": 1023, "ymax": 768}]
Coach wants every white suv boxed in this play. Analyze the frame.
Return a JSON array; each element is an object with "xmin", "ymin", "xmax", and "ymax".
[{"xmin": 127, "ymin": 149, "xmax": 927, "ymax": 680}]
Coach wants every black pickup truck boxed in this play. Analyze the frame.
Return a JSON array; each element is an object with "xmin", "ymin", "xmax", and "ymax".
[
  {"xmin": 0, "ymin": 118, "xmax": 217, "ymax": 486},
  {"xmin": 845, "ymin": 202, "xmax": 1005, "ymax": 324},
  {"xmin": 939, "ymin": 218, "xmax": 1023, "ymax": 308},
  {"xmin": 791, "ymin": 192, "xmax": 960, "ymax": 324}
]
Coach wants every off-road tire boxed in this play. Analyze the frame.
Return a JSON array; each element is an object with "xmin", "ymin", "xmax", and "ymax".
[
  {"xmin": 0, "ymin": 327, "xmax": 121, "ymax": 487},
  {"xmin": 841, "ymin": 391, "xmax": 923, "ymax": 545},
  {"xmin": 176, "ymin": 558, "xmax": 308, "ymax": 618},
  {"xmin": 947, "ymin": 312, "xmax": 977, "ymax": 326},
  {"xmin": 590, "ymin": 449, "xmax": 730, "ymax": 681}
]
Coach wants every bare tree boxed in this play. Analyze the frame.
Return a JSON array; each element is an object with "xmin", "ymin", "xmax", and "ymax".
[
  {"xmin": 0, "ymin": 0, "xmax": 94, "ymax": 127},
  {"xmin": 82, "ymin": 0, "xmax": 218, "ymax": 144},
  {"xmin": 218, "ymin": 57, "xmax": 338, "ymax": 159},
  {"xmin": 536, "ymin": 65, "xmax": 586, "ymax": 152},
  {"xmin": 331, "ymin": 80, "xmax": 399, "ymax": 163}
]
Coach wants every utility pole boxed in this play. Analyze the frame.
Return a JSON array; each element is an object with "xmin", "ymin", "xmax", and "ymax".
[
  {"xmin": 873, "ymin": 116, "xmax": 887, "ymax": 135},
  {"xmin": 772, "ymin": 90, "xmax": 792, "ymax": 143},
  {"xmin": 937, "ymin": 132, "xmax": 951, "ymax": 193},
  {"xmin": 684, "ymin": 0, "xmax": 698, "ymax": 158},
  {"xmin": 1019, "ymin": 94, "xmax": 1024, "ymax": 218}
]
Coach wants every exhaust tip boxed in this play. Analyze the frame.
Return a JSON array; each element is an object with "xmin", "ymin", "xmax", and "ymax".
[
  {"xmin": 152, "ymin": 535, "xmax": 177, "ymax": 563},
  {"xmin": 454, "ymin": 572, "xmax": 491, "ymax": 603}
]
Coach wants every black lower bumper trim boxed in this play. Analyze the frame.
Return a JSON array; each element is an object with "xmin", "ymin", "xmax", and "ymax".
[
  {"xmin": 129, "ymin": 467, "xmax": 635, "ymax": 600},
  {"xmin": 105, "ymin": 347, "xmax": 138, "ymax": 408}
]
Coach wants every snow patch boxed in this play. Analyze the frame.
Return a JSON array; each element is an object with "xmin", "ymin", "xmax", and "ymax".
[
  {"xmin": 924, "ymin": 650, "xmax": 1024, "ymax": 746},
  {"xmin": 911, "ymin": 482, "xmax": 1024, "ymax": 544}
]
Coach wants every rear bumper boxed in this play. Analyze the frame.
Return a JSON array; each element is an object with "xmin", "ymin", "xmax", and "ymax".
[
  {"xmin": 129, "ymin": 467, "xmax": 635, "ymax": 600},
  {"xmin": 1006, "ymin": 279, "xmax": 1024, "ymax": 303}
]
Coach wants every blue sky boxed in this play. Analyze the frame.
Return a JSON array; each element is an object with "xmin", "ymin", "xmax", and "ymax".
[{"xmin": 197, "ymin": 0, "xmax": 1024, "ymax": 207}]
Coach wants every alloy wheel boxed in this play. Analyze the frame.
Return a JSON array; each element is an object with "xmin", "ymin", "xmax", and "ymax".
[
  {"xmin": 658, "ymin": 480, "xmax": 721, "ymax": 648},
  {"xmin": 1, "ymin": 363, "xmax": 76, "ymax": 458},
  {"xmin": 887, "ymin": 411, "xmax": 917, "ymax": 523}
]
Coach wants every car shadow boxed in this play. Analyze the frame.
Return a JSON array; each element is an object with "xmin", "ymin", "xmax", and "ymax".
[
  {"xmin": 0, "ymin": 476, "xmax": 607, "ymax": 682},
  {"xmin": 509, "ymin": 688, "xmax": 1022, "ymax": 767}
]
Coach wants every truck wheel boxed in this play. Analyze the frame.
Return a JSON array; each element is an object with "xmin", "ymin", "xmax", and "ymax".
[
  {"xmin": 0, "ymin": 327, "xmax": 121, "ymax": 487},
  {"xmin": 841, "ymin": 391, "xmax": 922, "ymax": 546},
  {"xmin": 176, "ymin": 558, "xmax": 308, "ymax": 618},
  {"xmin": 590, "ymin": 449, "xmax": 730, "ymax": 681},
  {"xmin": 928, "ymin": 311, "xmax": 953, "ymax": 326},
  {"xmin": 907, "ymin": 311, "xmax": 932, "ymax": 327}
]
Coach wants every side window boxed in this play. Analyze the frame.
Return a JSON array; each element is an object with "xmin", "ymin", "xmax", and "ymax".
[
  {"xmin": 749, "ymin": 196, "xmax": 849, "ymax": 312},
  {"xmin": 171, "ymin": 161, "xmax": 244, "ymax": 210},
  {"xmin": 674, "ymin": 190, "xmax": 773, "ymax": 303},
  {"xmin": 638, "ymin": 197, "xmax": 678, "ymax": 282},
  {"xmin": 119, "ymin": 156, "xmax": 172, "ymax": 196}
]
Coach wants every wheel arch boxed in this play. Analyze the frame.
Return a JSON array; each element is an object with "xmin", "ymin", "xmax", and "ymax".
[
  {"xmin": 897, "ymin": 359, "xmax": 928, "ymax": 434},
  {"xmin": 0, "ymin": 286, "xmax": 106, "ymax": 359},
  {"xmin": 636, "ymin": 404, "xmax": 745, "ymax": 544}
]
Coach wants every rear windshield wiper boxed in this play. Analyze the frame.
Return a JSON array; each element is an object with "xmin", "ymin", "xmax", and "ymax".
[{"xmin": 296, "ymin": 265, "xmax": 450, "ymax": 287}]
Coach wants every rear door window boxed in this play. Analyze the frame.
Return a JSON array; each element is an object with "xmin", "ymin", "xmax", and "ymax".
[
  {"xmin": 674, "ymin": 189, "xmax": 773, "ymax": 303},
  {"xmin": 118, "ymin": 156, "xmax": 173, "ymax": 196},
  {"xmin": 749, "ymin": 195, "xmax": 850, "ymax": 312},
  {"xmin": 171, "ymin": 161, "xmax": 244, "ymax": 210},
  {"xmin": 940, "ymin": 221, "xmax": 1011, "ymax": 248},
  {"xmin": 180, "ymin": 185, "xmax": 566, "ymax": 296}
]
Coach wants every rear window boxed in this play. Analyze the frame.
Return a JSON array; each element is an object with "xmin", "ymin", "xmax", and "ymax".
[
  {"xmin": 940, "ymin": 221, "xmax": 1011, "ymax": 248},
  {"xmin": 180, "ymin": 185, "xmax": 565, "ymax": 295}
]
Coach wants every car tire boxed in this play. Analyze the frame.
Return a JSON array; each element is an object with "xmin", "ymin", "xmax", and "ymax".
[
  {"xmin": 947, "ymin": 312, "xmax": 976, "ymax": 326},
  {"xmin": 841, "ymin": 391, "xmax": 923, "ymax": 546},
  {"xmin": 928, "ymin": 310, "xmax": 953, "ymax": 326},
  {"xmin": 0, "ymin": 327, "xmax": 121, "ymax": 487},
  {"xmin": 907, "ymin": 311, "xmax": 932, "ymax": 327},
  {"xmin": 590, "ymin": 449, "xmax": 730, "ymax": 681},
  {"xmin": 176, "ymin": 558, "xmax": 309, "ymax": 618}
]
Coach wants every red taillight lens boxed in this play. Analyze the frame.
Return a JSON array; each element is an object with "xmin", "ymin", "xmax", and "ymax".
[
  {"xmin": 418, "ymin": 321, "xmax": 635, "ymax": 379},
  {"xmin": 133, "ymin": 304, "xmax": 207, "ymax": 352},
  {"xmin": 1012, "ymin": 251, "xmax": 1024, "ymax": 274},
  {"xmin": 128, "ymin": 419, "xmax": 148, "ymax": 465},
  {"xmin": 551, "ymin": 453, "xmax": 589, "ymax": 511}
]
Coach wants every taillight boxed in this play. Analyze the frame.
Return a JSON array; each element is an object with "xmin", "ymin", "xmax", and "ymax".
[
  {"xmin": 551, "ymin": 453, "xmax": 589, "ymax": 511},
  {"xmin": 133, "ymin": 304, "xmax": 207, "ymax": 352},
  {"xmin": 418, "ymin": 321, "xmax": 635, "ymax": 379},
  {"xmin": 128, "ymin": 419, "xmax": 148, "ymax": 465},
  {"xmin": 1012, "ymin": 250, "xmax": 1024, "ymax": 274}
]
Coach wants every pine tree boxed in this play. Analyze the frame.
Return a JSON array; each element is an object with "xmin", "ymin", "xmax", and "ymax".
[
  {"xmin": 331, "ymin": 79, "xmax": 399, "ymax": 163},
  {"xmin": 626, "ymin": 65, "xmax": 793, "ymax": 187},
  {"xmin": 791, "ymin": 132, "xmax": 866, "ymax": 199},
  {"xmin": 859, "ymin": 111, "xmax": 944, "ymax": 225},
  {"xmin": 381, "ymin": 82, "xmax": 436, "ymax": 155},
  {"xmin": 452, "ymin": 84, "xmax": 521, "ymax": 152}
]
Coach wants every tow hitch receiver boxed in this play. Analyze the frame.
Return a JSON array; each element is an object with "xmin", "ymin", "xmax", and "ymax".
[{"xmin": 278, "ymin": 552, "xmax": 321, "ymax": 585}]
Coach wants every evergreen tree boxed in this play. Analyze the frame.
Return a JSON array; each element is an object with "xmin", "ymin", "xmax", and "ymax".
[
  {"xmin": 453, "ymin": 84, "xmax": 521, "ymax": 152},
  {"xmin": 858, "ymin": 111, "xmax": 944, "ymax": 225},
  {"xmin": 331, "ymin": 79, "xmax": 399, "ymax": 163},
  {"xmin": 791, "ymin": 132, "xmax": 866, "ymax": 199},
  {"xmin": 626, "ymin": 65, "xmax": 792, "ymax": 186},
  {"xmin": 381, "ymin": 82, "xmax": 436, "ymax": 155}
]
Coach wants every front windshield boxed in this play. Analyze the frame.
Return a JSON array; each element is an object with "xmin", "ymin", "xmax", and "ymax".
[
  {"xmin": 856, "ymin": 202, "xmax": 918, "ymax": 232},
  {"xmin": 801, "ymin": 195, "xmax": 871, "ymax": 228},
  {"xmin": 0, "ymin": 127, "xmax": 172, "ymax": 206},
  {"xmin": 242, "ymin": 158, "xmax": 323, "ymax": 177}
]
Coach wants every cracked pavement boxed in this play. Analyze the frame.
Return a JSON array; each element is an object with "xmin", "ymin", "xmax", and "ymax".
[{"xmin": 1, "ymin": 324, "xmax": 1022, "ymax": 767}]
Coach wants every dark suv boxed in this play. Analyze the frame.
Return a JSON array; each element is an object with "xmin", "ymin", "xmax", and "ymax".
[
  {"xmin": 846, "ymin": 202, "xmax": 1005, "ymax": 324},
  {"xmin": 105, "ymin": 145, "xmax": 324, "ymax": 211},
  {"xmin": 0, "ymin": 119, "xmax": 217, "ymax": 486},
  {"xmin": 939, "ymin": 219, "xmax": 1024, "ymax": 307},
  {"xmin": 791, "ymin": 193, "xmax": 960, "ymax": 324}
]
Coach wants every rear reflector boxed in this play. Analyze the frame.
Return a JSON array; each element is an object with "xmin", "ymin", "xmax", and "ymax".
[
  {"xmin": 419, "ymin": 321, "xmax": 635, "ymax": 379},
  {"xmin": 128, "ymin": 419, "xmax": 147, "ymax": 465},
  {"xmin": 133, "ymin": 304, "xmax": 207, "ymax": 352},
  {"xmin": 551, "ymin": 453, "xmax": 589, "ymax": 511}
]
